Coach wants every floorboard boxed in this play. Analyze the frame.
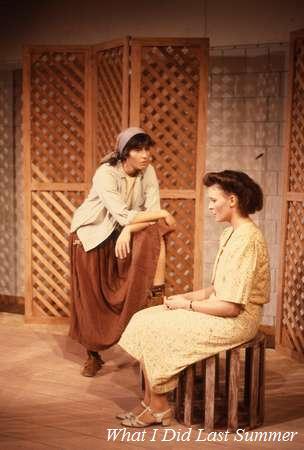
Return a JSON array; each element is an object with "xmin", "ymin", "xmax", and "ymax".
[{"xmin": 0, "ymin": 312, "xmax": 303, "ymax": 450}]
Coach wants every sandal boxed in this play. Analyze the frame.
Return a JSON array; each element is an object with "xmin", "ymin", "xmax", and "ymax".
[
  {"xmin": 116, "ymin": 400, "xmax": 148, "ymax": 420},
  {"xmin": 121, "ymin": 405, "xmax": 172, "ymax": 428}
]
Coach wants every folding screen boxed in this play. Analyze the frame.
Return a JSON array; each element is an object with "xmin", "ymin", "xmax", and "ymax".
[
  {"xmin": 276, "ymin": 30, "xmax": 304, "ymax": 361},
  {"xmin": 23, "ymin": 38, "xmax": 208, "ymax": 322}
]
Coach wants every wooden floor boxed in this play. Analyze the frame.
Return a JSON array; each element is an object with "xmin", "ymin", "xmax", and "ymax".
[{"xmin": 0, "ymin": 312, "xmax": 303, "ymax": 450}]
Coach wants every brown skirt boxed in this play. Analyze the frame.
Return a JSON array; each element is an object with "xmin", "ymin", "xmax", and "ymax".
[{"xmin": 69, "ymin": 220, "xmax": 172, "ymax": 351}]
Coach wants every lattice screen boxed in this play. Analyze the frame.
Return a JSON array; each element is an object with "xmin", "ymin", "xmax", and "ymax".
[
  {"xmin": 94, "ymin": 39, "xmax": 129, "ymax": 165},
  {"xmin": 130, "ymin": 38, "xmax": 208, "ymax": 292},
  {"xmin": 0, "ymin": 71, "xmax": 15, "ymax": 296},
  {"xmin": 24, "ymin": 47, "xmax": 91, "ymax": 322},
  {"xmin": 30, "ymin": 51, "xmax": 87, "ymax": 184},
  {"xmin": 24, "ymin": 38, "xmax": 208, "ymax": 322},
  {"xmin": 31, "ymin": 191, "xmax": 84, "ymax": 317},
  {"xmin": 162, "ymin": 199, "xmax": 195, "ymax": 295},
  {"xmin": 277, "ymin": 30, "xmax": 304, "ymax": 361}
]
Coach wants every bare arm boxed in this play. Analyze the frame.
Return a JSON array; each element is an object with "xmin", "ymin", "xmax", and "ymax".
[
  {"xmin": 164, "ymin": 295, "xmax": 242, "ymax": 318},
  {"xmin": 189, "ymin": 298, "xmax": 242, "ymax": 317},
  {"xmin": 115, "ymin": 224, "xmax": 155, "ymax": 259},
  {"xmin": 125, "ymin": 222, "xmax": 156, "ymax": 233},
  {"xmin": 129, "ymin": 209, "xmax": 175, "ymax": 225},
  {"xmin": 115, "ymin": 210, "xmax": 176, "ymax": 259},
  {"xmin": 183, "ymin": 286, "xmax": 215, "ymax": 301}
]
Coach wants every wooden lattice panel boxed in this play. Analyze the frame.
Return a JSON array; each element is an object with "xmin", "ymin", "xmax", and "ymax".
[
  {"xmin": 31, "ymin": 191, "xmax": 84, "ymax": 317},
  {"xmin": 14, "ymin": 70, "xmax": 25, "ymax": 296},
  {"xmin": 281, "ymin": 201, "xmax": 304, "ymax": 354},
  {"xmin": 95, "ymin": 42, "xmax": 128, "ymax": 163},
  {"xmin": 289, "ymin": 39, "xmax": 304, "ymax": 193},
  {"xmin": 162, "ymin": 199, "xmax": 195, "ymax": 295},
  {"xmin": 30, "ymin": 51, "xmax": 86, "ymax": 183},
  {"xmin": 0, "ymin": 71, "xmax": 15, "ymax": 295},
  {"xmin": 140, "ymin": 45, "xmax": 200, "ymax": 190},
  {"xmin": 277, "ymin": 30, "xmax": 304, "ymax": 361}
]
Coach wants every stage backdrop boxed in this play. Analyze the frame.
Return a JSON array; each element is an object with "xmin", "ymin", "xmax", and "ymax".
[
  {"xmin": 23, "ymin": 37, "xmax": 208, "ymax": 323},
  {"xmin": 276, "ymin": 29, "xmax": 304, "ymax": 362}
]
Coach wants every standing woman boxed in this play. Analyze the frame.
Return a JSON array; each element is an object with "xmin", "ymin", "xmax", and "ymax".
[
  {"xmin": 69, "ymin": 127, "xmax": 175, "ymax": 377},
  {"xmin": 117, "ymin": 170, "xmax": 270, "ymax": 427}
]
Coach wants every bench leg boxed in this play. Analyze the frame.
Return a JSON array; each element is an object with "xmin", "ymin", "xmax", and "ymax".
[
  {"xmin": 244, "ymin": 347, "xmax": 252, "ymax": 409},
  {"xmin": 204, "ymin": 356, "xmax": 216, "ymax": 432},
  {"xmin": 227, "ymin": 348, "xmax": 240, "ymax": 432},
  {"xmin": 175, "ymin": 371, "xmax": 185, "ymax": 421},
  {"xmin": 184, "ymin": 364, "xmax": 195, "ymax": 426},
  {"xmin": 258, "ymin": 341, "xmax": 265, "ymax": 425},
  {"xmin": 249, "ymin": 345, "xmax": 260, "ymax": 429}
]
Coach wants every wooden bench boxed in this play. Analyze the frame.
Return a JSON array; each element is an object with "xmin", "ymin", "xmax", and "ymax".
[{"xmin": 175, "ymin": 331, "xmax": 266, "ymax": 432}]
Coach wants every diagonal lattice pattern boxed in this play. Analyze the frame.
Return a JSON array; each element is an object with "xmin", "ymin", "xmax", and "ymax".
[
  {"xmin": 161, "ymin": 199, "xmax": 195, "ymax": 295},
  {"xmin": 95, "ymin": 46, "xmax": 124, "ymax": 163},
  {"xmin": 289, "ymin": 39, "xmax": 304, "ymax": 192},
  {"xmin": 0, "ymin": 72, "xmax": 15, "ymax": 295},
  {"xmin": 140, "ymin": 46, "xmax": 200, "ymax": 189},
  {"xmin": 30, "ymin": 51, "xmax": 86, "ymax": 183},
  {"xmin": 31, "ymin": 190, "xmax": 84, "ymax": 317},
  {"xmin": 282, "ymin": 201, "xmax": 304, "ymax": 354}
]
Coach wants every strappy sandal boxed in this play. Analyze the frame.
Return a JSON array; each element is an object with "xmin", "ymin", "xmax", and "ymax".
[
  {"xmin": 116, "ymin": 400, "xmax": 148, "ymax": 420},
  {"xmin": 121, "ymin": 405, "xmax": 172, "ymax": 428}
]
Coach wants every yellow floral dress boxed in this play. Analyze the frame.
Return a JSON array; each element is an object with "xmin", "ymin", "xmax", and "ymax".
[{"xmin": 119, "ymin": 221, "xmax": 270, "ymax": 393}]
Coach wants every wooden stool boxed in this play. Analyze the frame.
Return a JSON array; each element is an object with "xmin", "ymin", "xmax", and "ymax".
[{"xmin": 175, "ymin": 331, "xmax": 266, "ymax": 432}]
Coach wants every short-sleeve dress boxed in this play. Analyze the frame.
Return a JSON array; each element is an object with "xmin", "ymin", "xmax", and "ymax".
[{"xmin": 118, "ymin": 221, "xmax": 270, "ymax": 393}]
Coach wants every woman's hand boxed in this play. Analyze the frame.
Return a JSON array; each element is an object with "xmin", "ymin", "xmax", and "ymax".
[
  {"xmin": 162, "ymin": 210, "xmax": 177, "ymax": 228},
  {"xmin": 164, "ymin": 295, "xmax": 189, "ymax": 310},
  {"xmin": 165, "ymin": 214, "xmax": 176, "ymax": 228},
  {"xmin": 115, "ymin": 227, "xmax": 131, "ymax": 259}
]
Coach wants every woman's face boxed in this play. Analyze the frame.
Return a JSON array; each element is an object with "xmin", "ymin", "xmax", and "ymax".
[
  {"xmin": 207, "ymin": 184, "xmax": 235, "ymax": 223},
  {"xmin": 126, "ymin": 147, "xmax": 151, "ymax": 171}
]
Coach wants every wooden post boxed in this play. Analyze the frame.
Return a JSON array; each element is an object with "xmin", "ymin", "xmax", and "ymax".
[
  {"xmin": 227, "ymin": 348, "xmax": 240, "ymax": 432},
  {"xmin": 249, "ymin": 345, "xmax": 260, "ymax": 429},
  {"xmin": 205, "ymin": 356, "xmax": 216, "ymax": 431},
  {"xmin": 244, "ymin": 347, "xmax": 252, "ymax": 408},
  {"xmin": 258, "ymin": 341, "xmax": 265, "ymax": 425},
  {"xmin": 184, "ymin": 364, "xmax": 195, "ymax": 426}
]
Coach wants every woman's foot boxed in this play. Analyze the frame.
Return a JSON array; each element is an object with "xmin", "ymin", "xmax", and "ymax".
[
  {"xmin": 116, "ymin": 400, "xmax": 149, "ymax": 420},
  {"xmin": 121, "ymin": 405, "xmax": 172, "ymax": 428}
]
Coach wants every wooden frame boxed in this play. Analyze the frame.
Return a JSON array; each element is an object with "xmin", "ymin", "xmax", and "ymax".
[{"xmin": 276, "ymin": 29, "xmax": 304, "ymax": 361}]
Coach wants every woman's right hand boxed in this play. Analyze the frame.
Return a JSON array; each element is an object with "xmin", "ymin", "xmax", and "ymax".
[
  {"xmin": 162, "ymin": 210, "xmax": 176, "ymax": 228},
  {"xmin": 115, "ymin": 227, "xmax": 131, "ymax": 259}
]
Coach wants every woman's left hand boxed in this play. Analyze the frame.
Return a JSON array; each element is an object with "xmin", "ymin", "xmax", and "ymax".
[
  {"xmin": 164, "ymin": 295, "xmax": 189, "ymax": 310},
  {"xmin": 115, "ymin": 227, "xmax": 131, "ymax": 259}
]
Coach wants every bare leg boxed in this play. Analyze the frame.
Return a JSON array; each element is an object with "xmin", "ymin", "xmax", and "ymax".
[
  {"xmin": 142, "ymin": 364, "xmax": 170, "ymax": 412},
  {"xmin": 142, "ymin": 364, "xmax": 151, "ymax": 406},
  {"xmin": 149, "ymin": 391, "xmax": 170, "ymax": 412}
]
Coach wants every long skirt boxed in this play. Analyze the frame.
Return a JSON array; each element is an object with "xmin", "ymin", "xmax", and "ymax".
[{"xmin": 69, "ymin": 221, "xmax": 172, "ymax": 351}]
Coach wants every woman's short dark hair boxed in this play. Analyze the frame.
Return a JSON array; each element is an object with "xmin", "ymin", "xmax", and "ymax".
[
  {"xmin": 203, "ymin": 170, "xmax": 263, "ymax": 215},
  {"xmin": 108, "ymin": 133, "xmax": 155, "ymax": 166}
]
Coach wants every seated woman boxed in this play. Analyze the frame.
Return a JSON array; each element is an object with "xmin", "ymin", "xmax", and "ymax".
[
  {"xmin": 69, "ymin": 127, "xmax": 175, "ymax": 377},
  {"xmin": 117, "ymin": 170, "xmax": 270, "ymax": 427}
]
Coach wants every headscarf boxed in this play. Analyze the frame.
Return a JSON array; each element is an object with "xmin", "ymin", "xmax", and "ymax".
[{"xmin": 100, "ymin": 127, "xmax": 146, "ymax": 164}]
